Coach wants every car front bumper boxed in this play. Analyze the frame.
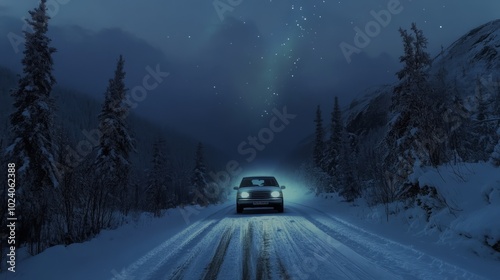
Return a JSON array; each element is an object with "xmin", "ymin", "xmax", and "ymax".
[{"xmin": 237, "ymin": 198, "xmax": 283, "ymax": 207}]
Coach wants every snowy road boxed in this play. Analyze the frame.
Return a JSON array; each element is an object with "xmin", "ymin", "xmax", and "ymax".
[{"xmin": 114, "ymin": 203, "xmax": 486, "ymax": 280}]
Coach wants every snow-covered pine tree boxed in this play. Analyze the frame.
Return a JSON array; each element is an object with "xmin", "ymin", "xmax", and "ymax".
[
  {"xmin": 407, "ymin": 23, "xmax": 441, "ymax": 166},
  {"xmin": 385, "ymin": 23, "xmax": 434, "ymax": 185},
  {"xmin": 339, "ymin": 129, "xmax": 360, "ymax": 202},
  {"xmin": 146, "ymin": 138, "xmax": 168, "ymax": 216},
  {"xmin": 473, "ymin": 77, "xmax": 496, "ymax": 161},
  {"xmin": 313, "ymin": 105, "xmax": 325, "ymax": 170},
  {"xmin": 5, "ymin": 0, "xmax": 59, "ymax": 254},
  {"xmin": 332, "ymin": 98, "xmax": 360, "ymax": 201},
  {"xmin": 324, "ymin": 96, "xmax": 343, "ymax": 190},
  {"xmin": 191, "ymin": 142, "xmax": 209, "ymax": 206},
  {"xmin": 385, "ymin": 27, "xmax": 416, "ymax": 183},
  {"xmin": 94, "ymin": 55, "xmax": 135, "ymax": 215}
]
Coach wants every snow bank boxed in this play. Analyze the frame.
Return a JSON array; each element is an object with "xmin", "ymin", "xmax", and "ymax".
[
  {"xmin": 0, "ymin": 203, "xmax": 229, "ymax": 280},
  {"xmin": 412, "ymin": 163, "xmax": 500, "ymax": 258}
]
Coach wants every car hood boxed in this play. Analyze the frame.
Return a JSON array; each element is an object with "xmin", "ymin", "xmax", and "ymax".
[{"xmin": 237, "ymin": 186, "xmax": 281, "ymax": 192}]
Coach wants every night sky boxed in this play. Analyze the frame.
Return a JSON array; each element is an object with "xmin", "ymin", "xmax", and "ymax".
[{"xmin": 1, "ymin": 0, "xmax": 500, "ymax": 161}]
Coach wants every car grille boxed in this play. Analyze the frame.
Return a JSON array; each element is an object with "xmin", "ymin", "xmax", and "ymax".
[{"xmin": 250, "ymin": 191, "xmax": 271, "ymax": 199}]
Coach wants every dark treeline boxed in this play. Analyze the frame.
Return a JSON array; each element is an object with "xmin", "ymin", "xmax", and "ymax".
[{"xmin": 0, "ymin": 1, "xmax": 228, "ymax": 263}]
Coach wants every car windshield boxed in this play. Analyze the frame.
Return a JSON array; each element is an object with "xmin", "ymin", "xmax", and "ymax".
[{"xmin": 239, "ymin": 177, "xmax": 278, "ymax": 187}]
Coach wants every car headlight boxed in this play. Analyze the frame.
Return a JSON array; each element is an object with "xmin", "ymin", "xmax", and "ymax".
[
  {"xmin": 271, "ymin": 191, "xmax": 281, "ymax": 198},
  {"xmin": 240, "ymin": 192, "xmax": 250, "ymax": 198}
]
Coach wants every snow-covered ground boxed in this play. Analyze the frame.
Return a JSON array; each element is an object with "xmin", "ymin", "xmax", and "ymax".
[
  {"xmin": 1, "ymin": 204, "xmax": 227, "ymax": 280},
  {"xmin": 2, "ymin": 163, "xmax": 499, "ymax": 280}
]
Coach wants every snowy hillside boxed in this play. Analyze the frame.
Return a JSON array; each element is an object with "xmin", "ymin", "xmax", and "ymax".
[
  {"xmin": 432, "ymin": 19, "xmax": 500, "ymax": 96},
  {"xmin": 346, "ymin": 19, "xmax": 500, "ymax": 139},
  {"xmin": 289, "ymin": 19, "xmax": 500, "ymax": 261},
  {"xmin": 348, "ymin": 19, "xmax": 500, "ymax": 255}
]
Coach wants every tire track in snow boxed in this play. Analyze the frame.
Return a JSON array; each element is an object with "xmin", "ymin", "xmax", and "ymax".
[
  {"xmin": 276, "ymin": 256, "xmax": 292, "ymax": 280},
  {"xmin": 118, "ymin": 205, "xmax": 232, "ymax": 280},
  {"xmin": 124, "ymin": 219, "xmax": 218, "ymax": 280},
  {"xmin": 268, "ymin": 216, "xmax": 357, "ymax": 280},
  {"xmin": 256, "ymin": 225, "xmax": 271, "ymax": 280},
  {"xmin": 202, "ymin": 224, "xmax": 235, "ymax": 280},
  {"xmin": 267, "ymin": 211, "xmax": 399, "ymax": 279},
  {"xmin": 168, "ymin": 244, "xmax": 201, "ymax": 280},
  {"xmin": 265, "ymin": 217, "xmax": 314, "ymax": 279},
  {"xmin": 242, "ymin": 220, "xmax": 254, "ymax": 280},
  {"xmin": 289, "ymin": 202, "xmax": 486, "ymax": 280}
]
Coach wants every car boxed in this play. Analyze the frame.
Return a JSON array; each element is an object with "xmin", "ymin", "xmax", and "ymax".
[{"xmin": 233, "ymin": 176, "xmax": 286, "ymax": 213}]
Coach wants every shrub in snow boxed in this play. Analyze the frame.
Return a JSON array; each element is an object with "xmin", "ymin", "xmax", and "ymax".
[{"xmin": 400, "ymin": 182, "xmax": 446, "ymax": 222}]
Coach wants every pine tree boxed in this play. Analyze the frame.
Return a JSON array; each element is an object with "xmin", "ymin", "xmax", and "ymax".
[
  {"xmin": 313, "ymin": 105, "xmax": 325, "ymax": 169},
  {"xmin": 473, "ymin": 77, "xmax": 495, "ymax": 161},
  {"xmin": 146, "ymin": 138, "xmax": 168, "ymax": 216},
  {"xmin": 325, "ymin": 97, "xmax": 343, "ymax": 181},
  {"xmin": 95, "ymin": 55, "xmax": 135, "ymax": 213},
  {"xmin": 325, "ymin": 98, "xmax": 360, "ymax": 201},
  {"xmin": 411, "ymin": 23, "xmax": 432, "ymax": 85},
  {"xmin": 411, "ymin": 22, "xmax": 445, "ymax": 166},
  {"xmin": 386, "ymin": 23, "xmax": 434, "ymax": 184},
  {"xmin": 339, "ymin": 130, "xmax": 360, "ymax": 202},
  {"xmin": 319, "ymin": 97, "xmax": 344, "ymax": 192},
  {"xmin": 191, "ymin": 142, "xmax": 209, "ymax": 205},
  {"xmin": 5, "ymin": 0, "xmax": 59, "ymax": 254}
]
